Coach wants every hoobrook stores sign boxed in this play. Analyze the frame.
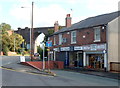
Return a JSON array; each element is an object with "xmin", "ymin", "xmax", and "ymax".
[
  {"xmin": 74, "ymin": 44, "xmax": 106, "ymax": 51},
  {"xmin": 53, "ymin": 44, "xmax": 106, "ymax": 52}
]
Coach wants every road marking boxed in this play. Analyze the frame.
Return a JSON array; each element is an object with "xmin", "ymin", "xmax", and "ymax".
[{"xmin": 0, "ymin": 66, "xmax": 54, "ymax": 77}]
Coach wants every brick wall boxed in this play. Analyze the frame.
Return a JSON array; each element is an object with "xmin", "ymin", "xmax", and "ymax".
[{"xmin": 49, "ymin": 26, "xmax": 106, "ymax": 49}]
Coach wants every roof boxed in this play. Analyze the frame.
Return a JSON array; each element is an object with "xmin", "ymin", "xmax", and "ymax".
[{"xmin": 54, "ymin": 11, "xmax": 120, "ymax": 35}]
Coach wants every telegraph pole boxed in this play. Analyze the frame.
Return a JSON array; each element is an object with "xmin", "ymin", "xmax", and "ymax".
[{"xmin": 30, "ymin": 2, "xmax": 34, "ymax": 61}]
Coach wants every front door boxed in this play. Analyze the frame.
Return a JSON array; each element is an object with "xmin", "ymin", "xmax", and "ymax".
[{"xmin": 77, "ymin": 52, "xmax": 83, "ymax": 67}]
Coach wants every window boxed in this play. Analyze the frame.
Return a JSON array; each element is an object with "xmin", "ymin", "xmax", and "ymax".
[
  {"xmin": 94, "ymin": 27, "xmax": 101, "ymax": 42},
  {"xmin": 59, "ymin": 34, "xmax": 62, "ymax": 45},
  {"xmin": 71, "ymin": 31, "xmax": 76, "ymax": 44},
  {"xmin": 54, "ymin": 35, "xmax": 56, "ymax": 45}
]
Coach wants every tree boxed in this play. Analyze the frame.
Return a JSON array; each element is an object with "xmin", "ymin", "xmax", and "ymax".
[
  {"xmin": 0, "ymin": 23, "xmax": 11, "ymax": 55},
  {"xmin": 37, "ymin": 45, "xmax": 43, "ymax": 59},
  {"xmin": 43, "ymin": 29, "xmax": 54, "ymax": 44},
  {"xmin": 1, "ymin": 23, "xmax": 11, "ymax": 34},
  {"xmin": 0, "ymin": 23, "xmax": 24, "ymax": 55},
  {"xmin": 9, "ymin": 33, "xmax": 24, "ymax": 53}
]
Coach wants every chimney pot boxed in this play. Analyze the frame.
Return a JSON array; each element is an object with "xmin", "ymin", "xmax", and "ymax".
[
  {"xmin": 67, "ymin": 14, "xmax": 70, "ymax": 17},
  {"xmin": 66, "ymin": 14, "xmax": 72, "ymax": 28},
  {"xmin": 54, "ymin": 21, "xmax": 59, "ymax": 32}
]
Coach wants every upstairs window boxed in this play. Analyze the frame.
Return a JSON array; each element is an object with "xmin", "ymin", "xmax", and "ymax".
[
  {"xmin": 71, "ymin": 31, "xmax": 76, "ymax": 44},
  {"xmin": 59, "ymin": 34, "xmax": 62, "ymax": 45},
  {"xmin": 94, "ymin": 27, "xmax": 101, "ymax": 42}
]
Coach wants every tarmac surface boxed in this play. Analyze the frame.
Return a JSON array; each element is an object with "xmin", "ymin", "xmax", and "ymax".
[
  {"xmin": 63, "ymin": 67, "xmax": 120, "ymax": 80},
  {"xmin": 1, "ymin": 62, "xmax": 120, "ymax": 80},
  {"xmin": 1, "ymin": 62, "xmax": 53, "ymax": 76}
]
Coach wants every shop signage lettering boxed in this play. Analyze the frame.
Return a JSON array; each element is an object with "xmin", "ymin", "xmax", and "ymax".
[
  {"xmin": 49, "ymin": 51, "xmax": 53, "ymax": 54},
  {"xmin": 53, "ymin": 48, "xmax": 59, "ymax": 51},
  {"xmin": 60, "ymin": 47, "xmax": 70, "ymax": 51},
  {"xmin": 74, "ymin": 46, "xmax": 83, "ymax": 50},
  {"xmin": 74, "ymin": 44, "xmax": 106, "ymax": 51}
]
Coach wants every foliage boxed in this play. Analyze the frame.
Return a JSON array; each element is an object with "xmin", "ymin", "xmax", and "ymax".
[
  {"xmin": 43, "ymin": 29, "xmax": 54, "ymax": 44},
  {"xmin": 1, "ymin": 23, "xmax": 11, "ymax": 35},
  {"xmin": 3, "ymin": 45, "xmax": 9, "ymax": 55},
  {"xmin": 37, "ymin": 45, "xmax": 43, "ymax": 59},
  {"xmin": 37, "ymin": 45, "xmax": 48, "ymax": 60},
  {"xmin": 58, "ymin": 26, "xmax": 63, "ymax": 30},
  {"xmin": 9, "ymin": 33, "xmax": 24, "ymax": 52},
  {"xmin": 48, "ymin": 29, "xmax": 54, "ymax": 35},
  {"xmin": 0, "ymin": 23, "xmax": 24, "ymax": 55},
  {"xmin": 0, "ymin": 23, "xmax": 11, "ymax": 55}
]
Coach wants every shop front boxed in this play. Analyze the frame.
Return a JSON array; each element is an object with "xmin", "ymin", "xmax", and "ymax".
[
  {"xmin": 53, "ymin": 46, "xmax": 83, "ymax": 68},
  {"xmin": 74, "ymin": 43, "xmax": 107, "ymax": 70},
  {"xmin": 53, "ymin": 47, "xmax": 70, "ymax": 67},
  {"xmin": 85, "ymin": 52, "xmax": 104, "ymax": 69},
  {"xmin": 52, "ymin": 43, "xmax": 107, "ymax": 70},
  {"xmin": 69, "ymin": 51, "xmax": 83, "ymax": 67}
]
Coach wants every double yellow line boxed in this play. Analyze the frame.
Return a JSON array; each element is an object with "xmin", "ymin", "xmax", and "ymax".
[{"xmin": 0, "ymin": 66, "xmax": 54, "ymax": 77}]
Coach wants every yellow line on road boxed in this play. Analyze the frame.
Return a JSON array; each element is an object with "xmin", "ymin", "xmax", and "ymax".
[{"xmin": 0, "ymin": 66, "xmax": 53, "ymax": 77}]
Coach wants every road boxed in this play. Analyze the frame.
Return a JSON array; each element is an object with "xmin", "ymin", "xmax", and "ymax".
[
  {"xmin": 0, "ymin": 56, "xmax": 119, "ymax": 86},
  {"xmin": 0, "ymin": 56, "xmax": 30, "ymax": 66}
]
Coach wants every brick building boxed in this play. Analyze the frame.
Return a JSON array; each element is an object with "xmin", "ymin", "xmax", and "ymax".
[{"xmin": 48, "ymin": 11, "xmax": 119, "ymax": 71}]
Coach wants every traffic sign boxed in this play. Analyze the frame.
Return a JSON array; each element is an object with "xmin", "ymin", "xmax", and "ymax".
[{"xmin": 46, "ymin": 41, "xmax": 52, "ymax": 47}]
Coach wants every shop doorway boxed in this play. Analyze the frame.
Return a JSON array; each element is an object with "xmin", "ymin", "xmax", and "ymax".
[
  {"xmin": 69, "ymin": 51, "xmax": 83, "ymax": 67},
  {"xmin": 88, "ymin": 54, "xmax": 104, "ymax": 69},
  {"xmin": 77, "ymin": 52, "xmax": 83, "ymax": 67},
  {"xmin": 69, "ymin": 52, "xmax": 77, "ymax": 67}
]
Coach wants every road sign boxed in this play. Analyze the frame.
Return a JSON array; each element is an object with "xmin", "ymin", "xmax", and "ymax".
[{"xmin": 46, "ymin": 41, "xmax": 52, "ymax": 47}]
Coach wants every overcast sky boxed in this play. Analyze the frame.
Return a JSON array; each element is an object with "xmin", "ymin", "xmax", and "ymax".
[{"xmin": 0, "ymin": 0, "xmax": 119, "ymax": 30}]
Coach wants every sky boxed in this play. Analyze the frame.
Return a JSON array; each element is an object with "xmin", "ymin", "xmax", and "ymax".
[
  {"xmin": 0, "ymin": 0, "xmax": 119, "ymax": 45},
  {"xmin": 0, "ymin": 0, "xmax": 119, "ymax": 30}
]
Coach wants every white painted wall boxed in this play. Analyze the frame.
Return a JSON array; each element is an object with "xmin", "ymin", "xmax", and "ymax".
[{"xmin": 108, "ymin": 16, "xmax": 119, "ymax": 70}]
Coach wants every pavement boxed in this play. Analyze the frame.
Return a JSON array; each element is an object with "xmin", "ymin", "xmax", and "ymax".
[
  {"xmin": 1, "ymin": 62, "xmax": 56, "ymax": 76},
  {"xmin": 63, "ymin": 67, "xmax": 120, "ymax": 80},
  {"xmin": 1, "ymin": 62, "xmax": 120, "ymax": 80}
]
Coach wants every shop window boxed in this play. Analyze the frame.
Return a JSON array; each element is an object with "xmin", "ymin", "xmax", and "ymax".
[
  {"xmin": 71, "ymin": 31, "xmax": 76, "ymax": 44},
  {"xmin": 94, "ymin": 27, "xmax": 101, "ymax": 42}
]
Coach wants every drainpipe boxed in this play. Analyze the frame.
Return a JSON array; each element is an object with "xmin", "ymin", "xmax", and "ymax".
[{"xmin": 104, "ymin": 24, "xmax": 108, "ymax": 71}]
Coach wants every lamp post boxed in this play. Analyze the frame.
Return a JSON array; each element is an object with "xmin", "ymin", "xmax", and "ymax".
[
  {"xmin": 41, "ymin": 42, "xmax": 45, "ymax": 70},
  {"xmin": 30, "ymin": 2, "xmax": 34, "ymax": 61},
  {"xmin": 21, "ymin": 2, "xmax": 34, "ymax": 61}
]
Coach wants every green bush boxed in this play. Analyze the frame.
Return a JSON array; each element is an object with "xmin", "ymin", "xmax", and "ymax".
[{"xmin": 3, "ymin": 46, "xmax": 9, "ymax": 56}]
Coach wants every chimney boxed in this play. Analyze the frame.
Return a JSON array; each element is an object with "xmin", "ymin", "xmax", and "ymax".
[
  {"xmin": 65, "ymin": 14, "xmax": 71, "ymax": 28},
  {"xmin": 54, "ymin": 21, "xmax": 59, "ymax": 32}
]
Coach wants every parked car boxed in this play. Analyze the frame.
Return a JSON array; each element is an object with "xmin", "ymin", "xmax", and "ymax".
[{"xmin": 33, "ymin": 53, "xmax": 40, "ymax": 60}]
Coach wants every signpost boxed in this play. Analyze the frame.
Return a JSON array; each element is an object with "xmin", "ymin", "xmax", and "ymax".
[{"xmin": 46, "ymin": 41, "xmax": 52, "ymax": 71}]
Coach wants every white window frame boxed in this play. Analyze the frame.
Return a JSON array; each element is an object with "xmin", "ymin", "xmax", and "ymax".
[
  {"xmin": 71, "ymin": 31, "xmax": 76, "ymax": 44},
  {"xmin": 59, "ymin": 34, "xmax": 62, "ymax": 45},
  {"xmin": 94, "ymin": 27, "xmax": 101, "ymax": 42}
]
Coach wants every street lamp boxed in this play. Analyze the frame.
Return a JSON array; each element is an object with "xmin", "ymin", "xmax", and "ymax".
[
  {"xmin": 21, "ymin": 2, "xmax": 34, "ymax": 61},
  {"xmin": 31, "ymin": 2, "xmax": 34, "ymax": 61}
]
